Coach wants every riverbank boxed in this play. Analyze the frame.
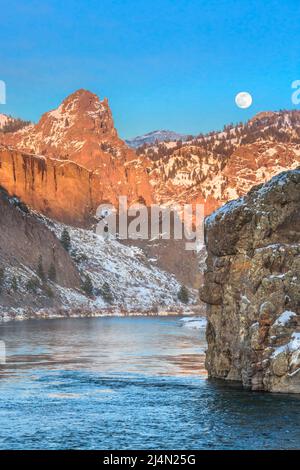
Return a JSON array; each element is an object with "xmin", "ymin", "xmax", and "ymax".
[{"xmin": 0, "ymin": 304, "xmax": 205, "ymax": 323}]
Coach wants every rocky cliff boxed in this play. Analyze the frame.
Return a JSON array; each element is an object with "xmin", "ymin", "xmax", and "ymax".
[
  {"xmin": 0, "ymin": 147, "xmax": 95, "ymax": 225},
  {"xmin": 0, "ymin": 145, "xmax": 152, "ymax": 225},
  {"xmin": 0, "ymin": 186, "xmax": 82, "ymax": 314},
  {"xmin": 1, "ymin": 89, "xmax": 134, "ymax": 169},
  {"xmin": 200, "ymin": 169, "xmax": 300, "ymax": 393},
  {"xmin": 0, "ymin": 90, "xmax": 153, "ymax": 225}
]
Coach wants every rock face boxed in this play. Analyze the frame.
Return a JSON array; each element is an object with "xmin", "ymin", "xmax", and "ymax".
[
  {"xmin": 0, "ymin": 147, "xmax": 94, "ymax": 225},
  {"xmin": 200, "ymin": 169, "xmax": 300, "ymax": 393},
  {"xmin": 0, "ymin": 145, "xmax": 152, "ymax": 225},
  {"xmin": 0, "ymin": 186, "xmax": 82, "ymax": 312},
  {"xmin": 0, "ymin": 187, "xmax": 81, "ymax": 289}
]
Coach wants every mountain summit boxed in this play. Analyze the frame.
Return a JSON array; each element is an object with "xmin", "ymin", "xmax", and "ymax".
[
  {"xmin": 0, "ymin": 90, "xmax": 153, "ymax": 223},
  {"xmin": 1, "ymin": 89, "xmax": 131, "ymax": 170}
]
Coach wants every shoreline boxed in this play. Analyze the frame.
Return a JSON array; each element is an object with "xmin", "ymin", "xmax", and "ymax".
[{"xmin": 0, "ymin": 307, "xmax": 204, "ymax": 324}]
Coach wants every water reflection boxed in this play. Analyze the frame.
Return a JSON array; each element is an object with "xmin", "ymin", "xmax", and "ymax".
[
  {"xmin": 0, "ymin": 316, "xmax": 299, "ymax": 450},
  {"xmin": 0, "ymin": 316, "xmax": 205, "ymax": 378}
]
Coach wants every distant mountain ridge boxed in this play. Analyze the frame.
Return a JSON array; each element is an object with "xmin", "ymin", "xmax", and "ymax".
[
  {"xmin": 126, "ymin": 129, "xmax": 187, "ymax": 148},
  {"xmin": 142, "ymin": 109, "xmax": 300, "ymax": 214}
]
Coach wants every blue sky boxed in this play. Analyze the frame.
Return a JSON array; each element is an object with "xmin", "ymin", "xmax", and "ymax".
[{"xmin": 0, "ymin": 0, "xmax": 299, "ymax": 138}]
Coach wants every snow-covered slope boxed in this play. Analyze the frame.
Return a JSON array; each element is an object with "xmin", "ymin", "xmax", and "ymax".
[
  {"xmin": 0, "ymin": 190, "xmax": 196, "ymax": 321},
  {"xmin": 0, "ymin": 113, "xmax": 11, "ymax": 129},
  {"xmin": 52, "ymin": 221, "xmax": 195, "ymax": 314},
  {"xmin": 141, "ymin": 110, "xmax": 300, "ymax": 215},
  {"xmin": 0, "ymin": 113, "xmax": 31, "ymax": 133},
  {"xmin": 142, "ymin": 110, "xmax": 300, "ymax": 159}
]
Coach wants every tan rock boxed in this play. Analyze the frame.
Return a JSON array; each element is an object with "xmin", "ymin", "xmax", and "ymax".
[
  {"xmin": 272, "ymin": 352, "xmax": 289, "ymax": 377},
  {"xmin": 202, "ymin": 169, "xmax": 300, "ymax": 393}
]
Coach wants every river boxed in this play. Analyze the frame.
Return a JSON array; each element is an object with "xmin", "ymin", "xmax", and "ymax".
[{"xmin": 0, "ymin": 316, "xmax": 299, "ymax": 449}]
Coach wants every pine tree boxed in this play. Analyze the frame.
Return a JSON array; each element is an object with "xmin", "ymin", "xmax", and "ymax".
[
  {"xmin": 26, "ymin": 277, "xmax": 40, "ymax": 294},
  {"xmin": 11, "ymin": 276, "xmax": 18, "ymax": 292},
  {"xmin": 101, "ymin": 281, "xmax": 113, "ymax": 303},
  {"xmin": 48, "ymin": 263, "xmax": 56, "ymax": 282},
  {"xmin": 43, "ymin": 284, "xmax": 54, "ymax": 298},
  {"xmin": 37, "ymin": 255, "xmax": 45, "ymax": 281},
  {"xmin": 60, "ymin": 228, "xmax": 71, "ymax": 251},
  {"xmin": 83, "ymin": 274, "xmax": 93, "ymax": 297},
  {"xmin": 0, "ymin": 267, "xmax": 5, "ymax": 293},
  {"xmin": 178, "ymin": 285, "xmax": 189, "ymax": 304}
]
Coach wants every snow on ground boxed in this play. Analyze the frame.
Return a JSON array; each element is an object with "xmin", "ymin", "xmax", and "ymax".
[
  {"xmin": 0, "ymin": 205, "xmax": 197, "ymax": 321},
  {"xmin": 272, "ymin": 332, "xmax": 300, "ymax": 358},
  {"xmin": 274, "ymin": 310, "xmax": 297, "ymax": 326},
  {"xmin": 205, "ymin": 196, "xmax": 246, "ymax": 229},
  {"xmin": 52, "ymin": 222, "xmax": 195, "ymax": 313},
  {"xmin": 0, "ymin": 114, "xmax": 9, "ymax": 128},
  {"xmin": 179, "ymin": 316, "xmax": 207, "ymax": 330}
]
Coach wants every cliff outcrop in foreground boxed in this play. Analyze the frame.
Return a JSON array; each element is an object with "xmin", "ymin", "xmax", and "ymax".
[{"xmin": 201, "ymin": 169, "xmax": 300, "ymax": 393}]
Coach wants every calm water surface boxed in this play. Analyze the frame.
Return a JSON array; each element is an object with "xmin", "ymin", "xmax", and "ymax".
[{"xmin": 0, "ymin": 316, "xmax": 299, "ymax": 450}]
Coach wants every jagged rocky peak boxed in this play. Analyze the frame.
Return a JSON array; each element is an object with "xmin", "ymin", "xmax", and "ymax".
[
  {"xmin": 33, "ymin": 88, "xmax": 121, "ymax": 156},
  {"xmin": 43, "ymin": 89, "xmax": 117, "ymax": 136},
  {"xmin": 0, "ymin": 89, "xmax": 154, "ymax": 223},
  {"xmin": 47, "ymin": 88, "xmax": 111, "ymax": 118},
  {"xmin": 0, "ymin": 89, "xmax": 129, "ymax": 169},
  {"xmin": 201, "ymin": 168, "xmax": 300, "ymax": 393}
]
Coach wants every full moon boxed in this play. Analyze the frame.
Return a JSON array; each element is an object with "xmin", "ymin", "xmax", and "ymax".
[{"xmin": 235, "ymin": 91, "xmax": 252, "ymax": 109}]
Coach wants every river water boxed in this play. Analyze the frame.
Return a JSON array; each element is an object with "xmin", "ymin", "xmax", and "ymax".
[{"xmin": 0, "ymin": 316, "xmax": 299, "ymax": 450}]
